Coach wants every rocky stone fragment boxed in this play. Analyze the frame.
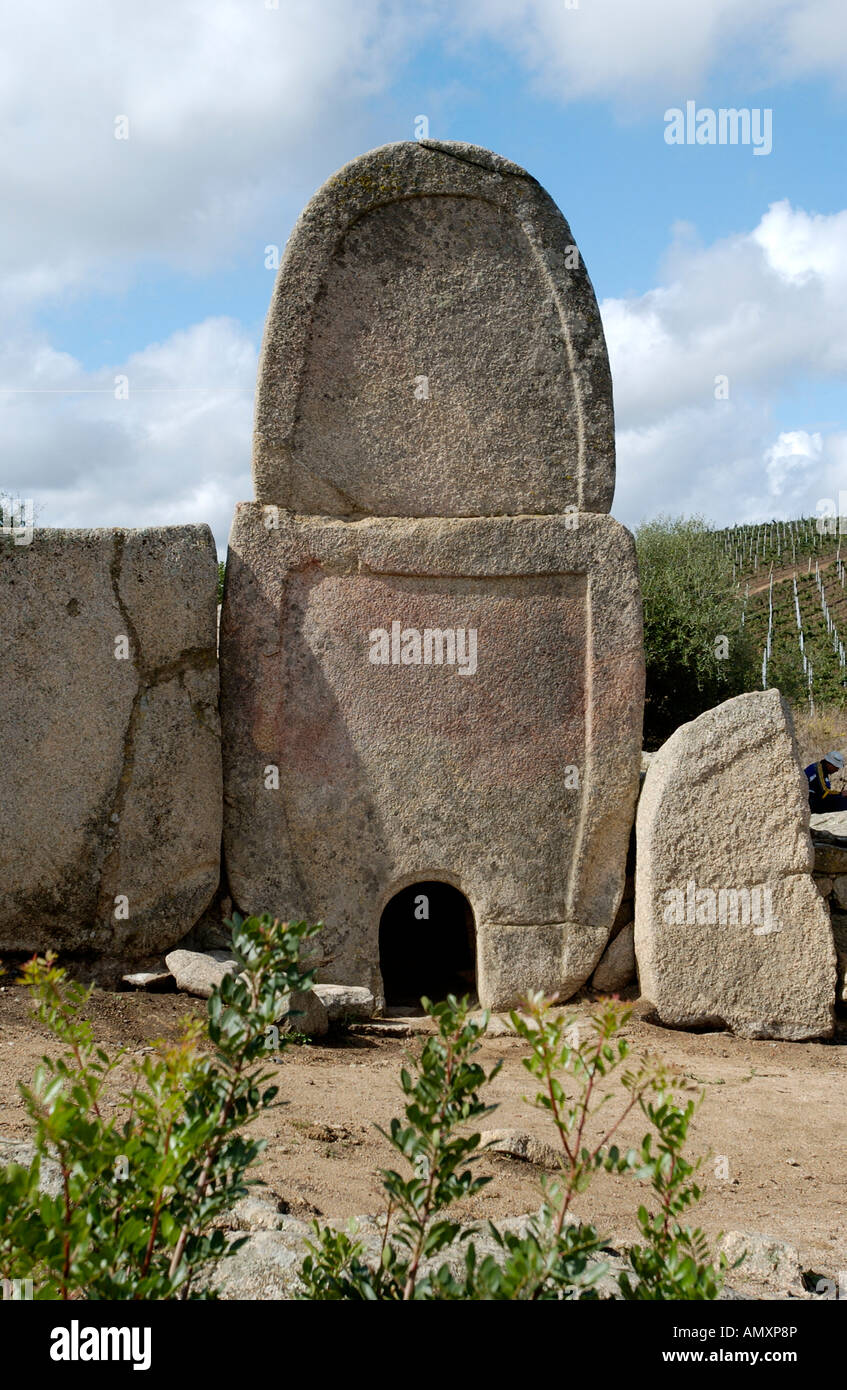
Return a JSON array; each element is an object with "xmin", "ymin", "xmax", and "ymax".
[
  {"xmin": 313, "ymin": 983, "xmax": 375, "ymax": 1022},
  {"xmin": 591, "ymin": 921, "xmax": 636, "ymax": 994},
  {"xmin": 346, "ymin": 1018, "xmax": 427, "ymax": 1038},
  {"xmin": 479, "ymin": 1129, "xmax": 563, "ymax": 1170},
  {"xmin": 810, "ymin": 810, "xmax": 847, "ymax": 839},
  {"xmin": 207, "ymin": 1226, "xmax": 310, "ymax": 1300},
  {"xmin": 214, "ymin": 1194, "xmax": 291, "ymax": 1232},
  {"xmin": 184, "ymin": 1199, "xmax": 827, "ymax": 1302},
  {"xmin": 121, "ymin": 970, "xmax": 173, "ymax": 991},
  {"xmin": 0, "ymin": 1138, "xmax": 63, "ymax": 1198},
  {"xmin": 635, "ymin": 690, "xmax": 837, "ymax": 1040},
  {"xmin": 165, "ymin": 949, "xmax": 238, "ymax": 999},
  {"xmin": 277, "ymin": 989, "xmax": 329, "ymax": 1038},
  {"xmin": 719, "ymin": 1231, "xmax": 805, "ymax": 1297}
]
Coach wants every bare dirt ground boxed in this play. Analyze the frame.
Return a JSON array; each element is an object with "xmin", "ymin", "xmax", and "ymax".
[{"xmin": 1, "ymin": 980, "xmax": 846, "ymax": 1284}]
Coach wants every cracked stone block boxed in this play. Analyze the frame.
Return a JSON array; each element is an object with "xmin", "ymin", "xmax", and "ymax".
[
  {"xmin": 0, "ymin": 526, "xmax": 221, "ymax": 961},
  {"xmin": 252, "ymin": 140, "xmax": 615, "ymax": 517},
  {"xmin": 313, "ymin": 983, "xmax": 376, "ymax": 1021}
]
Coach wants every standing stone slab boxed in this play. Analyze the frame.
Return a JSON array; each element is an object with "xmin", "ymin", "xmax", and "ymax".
[
  {"xmin": 253, "ymin": 141, "xmax": 615, "ymax": 518},
  {"xmin": 0, "ymin": 526, "xmax": 221, "ymax": 963},
  {"xmin": 635, "ymin": 689, "xmax": 836, "ymax": 1039},
  {"xmin": 221, "ymin": 506, "xmax": 643, "ymax": 1009},
  {"xmin": 223, "ymin": 140, "xmax": 641, "ymax": 1011}
]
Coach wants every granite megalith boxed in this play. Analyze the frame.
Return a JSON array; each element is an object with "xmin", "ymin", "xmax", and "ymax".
[
  {"xmin": 634, "ymin": 688, "xmax": 837, "ymax": 1040},
  {"xmin": 221, "ymin": 141, "xmax": 644, "ymax": 1011},
  {"xmin": 252, "ymin": 140, "xmax": 616, "ymax": 518},
  {"xmin": 0, "ymin": 526, "xmax": 222, "ymax": 968}
]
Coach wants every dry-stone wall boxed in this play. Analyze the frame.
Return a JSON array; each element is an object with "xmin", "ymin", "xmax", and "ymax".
[
  {"xmin": 635, "ymin": 689, "xmax": 837, "ymax": 1040},
  {"xmin": 221, "ymin": 140, "xmax": 645, "ymax": 1011},
  {"xmin": 0, "ymin": 526, "xmax": 221, "ymax": 972}
]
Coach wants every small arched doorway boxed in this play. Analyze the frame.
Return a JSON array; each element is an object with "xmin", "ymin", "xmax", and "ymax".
[{"xmin": 379, "ymin": 881, "xmax": 476, "ymax": 1009}]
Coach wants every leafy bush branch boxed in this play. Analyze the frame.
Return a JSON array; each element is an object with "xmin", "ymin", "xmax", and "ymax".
[
  {"xmin": 1, "ymin": 924, "xmax": 726, "ymax": 1302},
  {"xmin": 0, "ymin": 913, "xmax": 318, "ymax": 1299},
  {"xmin": 301, "ymin": 994, "xmax": 726, "ymax": 1301}
]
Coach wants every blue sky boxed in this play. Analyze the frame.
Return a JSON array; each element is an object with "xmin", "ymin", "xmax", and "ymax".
[{"xmin": 3, "ymin": 0, "xmax": 847, "ymax": 550}]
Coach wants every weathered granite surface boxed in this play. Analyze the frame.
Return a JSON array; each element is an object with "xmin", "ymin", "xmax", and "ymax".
[
  {"xmin": 252, "ymin": 140, "xmax": 615, "ymax": 518},
  {"xmin": 635, "ymin": 689, "xmax": 836, "ymax": 1039},
  {"xmin": 220, "ymin": 507, "xmax": 643, "ymax": 1010},
  {"xmin": 0, "ymin": 526, "xmax": 221, "ymax": 962}
]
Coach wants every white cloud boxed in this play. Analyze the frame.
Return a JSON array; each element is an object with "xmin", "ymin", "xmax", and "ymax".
[
  {"xmin": 450, "ymin": 0, "xmax": 847, "ymax": 104},
  {"xmin": 3, "ymin": 0, "xmax": 845, "ymax": 317},
  {"xmin": 776, "ymin": 0, "xmax": 847, "ymax": 84},
  {"xmin": 0, "ymin": 0, "xmax": 424, "ymax": 311},
  {"xmin": 603, "ymin": 200, "xmax": 847, "ymax": 527},
  {"xmin": 753, "ymin": 202, "xmax": 847, "ymax": 291},
  {"xmin": 764, "ymin": 430, "xmax": 823, "ymax": 499},
  {"xmin": 2, "ymin": 318, "xmax": 256, "ymax": 550}
]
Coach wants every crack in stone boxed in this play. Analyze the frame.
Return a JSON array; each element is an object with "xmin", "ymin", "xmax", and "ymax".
[
  {"xmin": 145, "ymin": 647, "xmax": 218, "ymax": 687},
  {"xmin": 108, "ymin": 531, "xmax": 144, "ymax": 677},
  {"xmin": 94, "ymin": 534, "xmax": 147, "ymax": 931},
  {"xmin": 418, "ymin": 141, "xmax": 532, "ymax": 182},
  {"xmin": 95, "ymin": 536, "xmax": 218, "ymax": 934}
]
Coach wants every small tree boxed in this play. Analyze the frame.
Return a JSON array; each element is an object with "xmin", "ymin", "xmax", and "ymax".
[
  {"xmin": 636, "ymin": 515, "xmax": 758, "ymax": 747},
  {"xmin": 0, "ymin": 914, "xmax": 319, "ymax": 1300},
  {"xmin": 300, "ymin": 995, "xmax": 726, "ymax": 1300}
]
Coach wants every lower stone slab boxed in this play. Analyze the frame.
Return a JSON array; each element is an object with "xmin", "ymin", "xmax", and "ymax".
[
  {"xmin": 0, "ymin": 526, "xmax": 221, "ymax": 961},
  {"xmin": 221, "ymin": 507, "xmax": 644, "ymax": 1008},
  {"xmin": 476, "ymin": 920, "xmax": 606, "ymax": 1011}
]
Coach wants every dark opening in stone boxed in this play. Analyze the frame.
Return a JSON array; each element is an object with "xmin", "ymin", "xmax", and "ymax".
[{"xmin": 379, "ymin": 881, "xmax": 476, "ymax": 1009}]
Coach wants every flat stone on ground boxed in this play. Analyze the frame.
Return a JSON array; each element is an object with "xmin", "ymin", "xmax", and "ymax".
[
  {"xmin": 313, "ymin": 984, "xmax": 375, "ymax": 1022},
  {"xmin": 165, "ymin": 949, "xmax": 238, "ymax": 999},
  {"xmin": 121, "ymin": 970, "xmax": 173, "ymax": 991}
]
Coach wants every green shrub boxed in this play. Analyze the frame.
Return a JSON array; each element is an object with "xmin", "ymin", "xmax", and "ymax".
[
  {"xmin": 299, "ymin": 994, "xmax": 726, "ymax": 1301},
  {"xmin": 0, "ymin": 913, "xmax": 319, "ymax": 1299},
  {"xmin": 637, "ymin": 515, "xmax": 758, "ymax": 747},
  {"xmin": 1, "ymin": 935, "xmax": 726, "ymax": 1301}
]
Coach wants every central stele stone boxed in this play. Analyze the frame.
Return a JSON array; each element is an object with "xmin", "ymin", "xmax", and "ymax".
[{"xmin": 220, "ymin": 141, "xmax": 644, "ymax": 1010}]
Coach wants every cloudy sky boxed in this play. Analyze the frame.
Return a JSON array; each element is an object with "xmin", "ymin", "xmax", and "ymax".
[{"xmin": 3, "ymin": 0, "xmax": 846, "ymax": 550}]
